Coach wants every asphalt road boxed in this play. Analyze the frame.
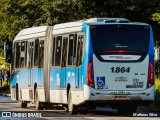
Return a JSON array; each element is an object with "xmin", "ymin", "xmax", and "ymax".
[{"xmin": 0, "ymin": 95, "xmax": 160, "ymax": 120}]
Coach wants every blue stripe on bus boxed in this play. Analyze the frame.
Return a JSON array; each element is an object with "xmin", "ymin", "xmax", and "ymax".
[{"xmin": 10, "ymin": 69, "xmax": 44, "ymax": 89}]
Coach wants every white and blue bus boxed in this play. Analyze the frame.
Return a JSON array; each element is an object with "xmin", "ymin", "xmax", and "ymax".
[{"xmin": 6, "ymin": 18, "xmax": 154, "ymax": 114}]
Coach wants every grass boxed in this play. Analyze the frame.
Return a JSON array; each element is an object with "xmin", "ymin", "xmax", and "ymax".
[{"xmin": 155, "ymin": 78, "xmax": 160, "ymax": 101}]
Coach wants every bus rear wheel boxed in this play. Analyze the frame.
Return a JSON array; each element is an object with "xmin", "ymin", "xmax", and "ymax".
[
  {"xmin": 35, "ymin": 88, "xmax": 43, "ymax": 110},
  {"xmin": 19, "ymin": 100, "xmax": 27, "ymax": 108},
  {"xmin": 68, "ymin": 90, "xmax": 78, "ymax": 114}
]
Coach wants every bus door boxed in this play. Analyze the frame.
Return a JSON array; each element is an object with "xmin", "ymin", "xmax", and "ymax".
[
  {"xmin": 28, "ymin": 40, "xmax": 34, "ymax": 87},
  {"xmin": 75, "ymin": 33, "xmax": 84, "ymax": 89},
  {"xmin": 60, "ymin": 35, "xmax": 68, "ymax": 87}
]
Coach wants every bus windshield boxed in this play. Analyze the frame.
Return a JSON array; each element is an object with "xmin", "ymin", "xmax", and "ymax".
[{"xmin": 90, "ymin": 24, "xmax": 150, "ymax": 53}]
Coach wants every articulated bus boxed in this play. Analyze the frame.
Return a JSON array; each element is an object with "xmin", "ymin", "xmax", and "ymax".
[{"xmin": 6, "ymin": 18, "xmax": 154, "ymax": 114}]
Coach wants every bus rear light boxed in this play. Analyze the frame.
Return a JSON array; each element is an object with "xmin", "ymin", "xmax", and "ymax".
[
  {"xmin": 147, "ymin": 62, "xmax": 154, "ymax": 88},
  {"xmin": 87, "ymin": 61, "xmax": 95, "ymax": 88}
]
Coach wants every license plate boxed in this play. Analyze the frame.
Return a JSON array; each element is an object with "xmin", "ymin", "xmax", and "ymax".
[
  {"xmin": 115, "ymin": 77, "xmax": 127, "ymax": 82},
  {"xmin": 114, "ymin": 96, "xmax": 127, "ymax": 100}
]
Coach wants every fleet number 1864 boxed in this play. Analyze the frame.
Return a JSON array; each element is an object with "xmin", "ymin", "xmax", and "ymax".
[{"xmin": 111, "ymin": 67, "xmax": 130, "ymax": 73}]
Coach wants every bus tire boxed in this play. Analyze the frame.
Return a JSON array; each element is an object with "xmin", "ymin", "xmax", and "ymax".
[
  {"xmin": 79, "ymin": 104, "xmax": 88, "ymax": 115},
  {"xmin": 35, "ymin": 88, "xmax": 43, "ymax": 110},
  {"xmin": 19, "ymin": 100, "xmax": 27, "ymax": 108},
  {"xmin": 68, "ymin": 90, "xmax": 78, "ymax": 114}
]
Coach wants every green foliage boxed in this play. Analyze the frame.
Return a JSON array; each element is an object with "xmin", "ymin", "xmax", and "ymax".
[
  {"xmin": 155, "ymin": 79, "xmax": 160, "ymax": 90},
  {"xmin": 152, "ymin": 13, "xmax": 160, "ymax": 24},
  {"xmin": 155, "ymin": 89, "xmax": 160, "ymax": 99},
  {"xmin": 0, "ymin": 50, "xmax": 10, "ymax": 70},
  {"xmin": 0, "ymin": 0, "xmax": 160, "ymax": 43}
]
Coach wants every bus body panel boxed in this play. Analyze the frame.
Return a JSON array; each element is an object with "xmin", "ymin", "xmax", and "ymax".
[
  {"xmin": 93, "ymin": 54, "xmax": 149, "ymax": 91},
  {"xmin": 10, "ymin": 69, "xmax": 45, "ymax": 101},
  {"xmin": 83, "ymin": 24, "xmax": 154, "ymax": 104}
]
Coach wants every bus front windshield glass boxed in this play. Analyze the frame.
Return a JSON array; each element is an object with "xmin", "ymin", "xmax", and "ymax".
[{"xmin": 90, "ymin": 24, "xmax": 150, "ymax": 54}]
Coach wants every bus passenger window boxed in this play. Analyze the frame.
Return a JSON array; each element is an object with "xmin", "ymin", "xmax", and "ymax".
[
  {"xmin": 38, "ymin": 41, "xmax": 44, "ymax": 68},
  {"xmin": 16, "ymin": 42, "xmax": 21, "ymax": 68},
  {"xmin": 25, "ymin": 41, "xmax": 28, "ymax": 67},
  {"xmin": 34, "ymin": 39, "xmax": 39, "ymax": 67},
  {"xmin": 62, "ymin": 37, "xmax": 68, "ymax": 67},
  {"xmin": 29, "ymin": 42, "xmax": 34, "ymax": 68},
  {"xmin": 52, "ymin": 37, "xmax": 56, "ymax": 66},
  {"xmin": 20, "ymin": 41, "xmax": 25, "ymax": 68},
  {"xmin": 73, "ymin": 34, "xmax": 77, "ymax": 66},
  {"xmin": 13, "ymin": 43, "xmax": 16, "ymax": 69},
  {"xmin": 76, "ymin": 36, "xmax": 83, "ymax": 66},
  {"xmin": 68, "ymin": 35, "xmax": 74, "ymax": 66},
  {"xmin": 79, "ymin": 37, "xmax": 83, "ymax": 65},
  {"xmin": 55, "ymin": 36, "xmax": 62, "ymax": 66}
]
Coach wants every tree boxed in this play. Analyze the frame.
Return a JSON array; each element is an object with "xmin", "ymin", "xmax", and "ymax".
[{"xmin": 0, "ymin": 0, "xmax": 160, "ymax": 43}]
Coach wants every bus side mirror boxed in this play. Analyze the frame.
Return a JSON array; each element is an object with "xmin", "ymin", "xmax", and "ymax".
[{"xmin": 5, "ymin": 40, "xmax": 12, "ymax": 63}]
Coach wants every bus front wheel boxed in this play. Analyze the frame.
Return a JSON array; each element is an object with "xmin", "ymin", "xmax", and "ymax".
[{"xmin": 68, "ymin": 90, "xmax": 78, "ymax": 114}]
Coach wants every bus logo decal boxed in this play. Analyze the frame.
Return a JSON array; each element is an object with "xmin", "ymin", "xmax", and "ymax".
[
  {"xmin": 97, "ymin": 77, "xmax": 105, "ymax": 85},
  {"xmin": 126, "ymin": 79, "xmax": 144, "ymax": 88},
  {"xmin": 133, "ymin": 79, "xmax": 144, "ymax": 86}
]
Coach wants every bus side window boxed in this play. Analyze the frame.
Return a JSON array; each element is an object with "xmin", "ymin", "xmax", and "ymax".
[
  {"xmin": 29, "ymin": 42, "xmax": 34, "ymax": 68},
  {"xmin": 61, "ymin": 37, "xmax": 68, "ymax": 67},
  {"xmin": 76, "ymin": 36, "xmax": 83, "ymax": 66},
  {"xmin": 55, "ymin": 36, "xmax": 62, "ymax": 66},
  {"xmin": 68, "ymin": 34, "xmax": 74, "ymax": 66},
  {"xmin": 73, "ymin": 34, "xmax": 77, "ymax": 66},
  {"xmin": 34, "ymin": 39, "xmax": 39, "ymax": 67},
  {"xmin": 25, "ymin": 41, "xmax": 28, "ymax": 67},
  {"xmin": 52, "ymin": 37, "xmax": 56, "ymax": 66},
  {"xmin": 16, "ymin": 42, "xmax": 21, "ymax": 68},
  {"xmin": 20, "ymin": 41, "xmax": 25, "ymax": 68},
  {"xmin": 13, "ymin": 43, "xmax": 16, "ymax": 69},
  {"xmin": 38, "ymin": 40, "xmax": 44, "ymax": 68}
]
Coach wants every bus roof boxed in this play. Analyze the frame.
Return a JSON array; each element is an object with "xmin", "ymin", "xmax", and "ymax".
[
  {"xmin": 13, "ymin": 18, "xmax": 150, "ymax": 42},
  {"xmin": 14, "ymin": 26, "xmax": 48, "ymax": 41}
]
